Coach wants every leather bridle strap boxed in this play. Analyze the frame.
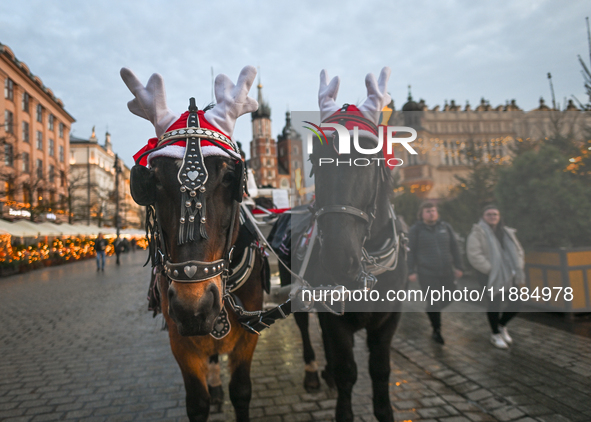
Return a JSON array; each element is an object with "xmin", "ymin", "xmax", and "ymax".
[
  {"xmin": 164, "ymin": 258, "xmax": 229, "ymax": 283},
  {"xmin": 315, "ymin": 205, "xmax": 371, "ymax": 224},
  {"xmin": 223, "ymin": 201, "xmax": 239, "ymax": 270},
  {"xmin": 161, "ymin": 200, "xmax": 239, "ymax": 285},
  {"xmin": 225, "ymin": 292, "xmax": 291, "ymax": 335}
]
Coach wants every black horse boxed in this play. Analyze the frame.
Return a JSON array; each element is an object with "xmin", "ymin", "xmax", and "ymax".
[{"xmin": 270, "ymin": 68, "xmax": 408, "ymax": 422}]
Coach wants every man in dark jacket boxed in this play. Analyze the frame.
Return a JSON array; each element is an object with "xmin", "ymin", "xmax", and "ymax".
[
  {"xmin": 408, "ymin": 202, "xmax": 463, "ymax": 344},
  {"xmin": 94, "ymin": 233, "xmax": 107, "ymax": 272}
]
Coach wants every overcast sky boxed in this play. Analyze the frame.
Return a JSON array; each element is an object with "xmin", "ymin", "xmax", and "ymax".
[{"xmin": 1, "ymin": 1, "xmax": 589, "ymax": 167}]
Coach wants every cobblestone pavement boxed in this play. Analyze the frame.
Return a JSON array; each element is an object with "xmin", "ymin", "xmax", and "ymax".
[{"xmin": 0, "ymin": 253, "xmax": 590, "ymax": 421}]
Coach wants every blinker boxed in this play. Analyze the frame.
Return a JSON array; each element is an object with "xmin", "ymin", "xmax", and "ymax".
[
  {"xmin": 130, "ymin": 165, "xmax": 156, "ymax": 206},
  {"xmin": 233, "ymin": 159, "xmax": 245, "ymax": 203}
]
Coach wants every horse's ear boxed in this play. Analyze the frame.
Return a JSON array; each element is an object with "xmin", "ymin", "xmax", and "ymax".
[
  {"xmin": 130, "ymin": 165, "xmax": 157, "ymax": 206},
  {"xmin": 233, "ymin": 160, "xmax": 245, "ymax": 203}
]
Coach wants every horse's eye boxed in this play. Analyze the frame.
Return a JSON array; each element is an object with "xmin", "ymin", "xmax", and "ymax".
[{"xmin": 222, "ymin": 172, "xmax": 235, "ymax": 184}]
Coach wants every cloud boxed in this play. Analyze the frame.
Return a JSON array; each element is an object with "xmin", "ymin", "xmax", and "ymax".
[{"xmin": 1, "ymin": 0, "xmax": 589, "ymax": 167}]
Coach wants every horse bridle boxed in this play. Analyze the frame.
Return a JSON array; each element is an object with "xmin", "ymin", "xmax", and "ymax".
[
  {"xmin": 136, "ymin": 98, "xmax": 243, "ymax": 286},
  {"xmin": 136, "ymin": 100, "xmax": 292, "ymax": 335},
  {"xmin": 311, "ymin": 104, "xmax": 389, "ymax": 289},
  {"xmin": 313, "ymin": 105, "xmax": 383, "ymax": 239}
]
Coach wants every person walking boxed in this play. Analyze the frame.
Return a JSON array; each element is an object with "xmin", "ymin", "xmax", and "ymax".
[
  {"xmin": 467, "ymin": 205, "xmax": 525, "ymax": 349},
  {"xmin": 114, "ymin": 236, "xmax": 123, "ymax": 265},
  {"xmin": 94, "ymin": 233, "xmax": 107, "ymax": 272},
  {"xmin": 408, "ymin": 202, "xmax": 464, "ymax": 344}
]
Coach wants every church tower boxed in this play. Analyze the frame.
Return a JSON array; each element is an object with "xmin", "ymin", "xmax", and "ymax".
[
  {"xmin": 250, "ymin": 81, "xmax": 277, "ymax": 187},
  {"xmin": 277, "ymin": 111, "xmax": 304, "ymax": 204}
]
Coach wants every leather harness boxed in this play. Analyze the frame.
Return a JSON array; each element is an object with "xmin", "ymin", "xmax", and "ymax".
[{"xmin": 142, "ymin": 99, "xmax": 290, "ymax": 336}]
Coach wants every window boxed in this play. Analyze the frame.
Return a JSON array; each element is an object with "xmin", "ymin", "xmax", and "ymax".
[
  {"xmin": 5, "ymin": 179, "xmax": 14, "ymax": 201},
  {"xmin": 59, "ymin": 145, "xmax": 64, "ymax": 162},
  {"xmin": 36, "ymin": 131, "xmax": 43, "ymax": 150},
  {"xmin": 4, "ymin": 144, "xmax": 13, "ymax": 166},
  {"xmin": 36, "ymin": 159, "xmax": 43, "ymax": 179},
  {"xmin": 293, "ymin": 146, "xmax": 299, "ymax": 155},
  {"xmin": 4, "ymin": 110, "xmax": 13, "ymax": 134},
  {"xmin": 59, "ymin": 122, "xmax": 64, "ymax": 138},
  {"xmin": 4, "ymin": 78, "xmax": 14, "ymax": 100},
  {"xmin": 48, "ymin": 114, "xmax": 54, "ymax": 131},
  {"xmin": 23, "ymin": 186, "xmax": 30, "ymax": 205},
  {"xmin": 36, "ymin": 104, "xmax": 43, "ymax": 122},
  {"xmin": 443, "ymin": 140, "xmax": 463, "ymax": 166},
  {"xmin": 37, "ymin": 188, "xmax": 43, "ymax": 204},
  {"xmin": 22, "ymin": 122, "xmax": 29, "ymax": 142},
  {"xmin": 22, "ymin": 92, "xmax": 30, "ymax": 113},
  {"xmin": 484, "ymin": 140, "xmax": 504, "ymax": 164},
  {"xmin": 49, "ymin": 191, "xmax": 55, "ymax": 205},
  {"xmin": 22, "ymin": 152, "xmax": 30, "ymax": 172},
  {"xmin": 49, "ymin": 164, "xmax": 55, "ymax": 183},
  {"xmin": 49, "ymin": 139, "xmax": 55, "ymax": 156},
  {"xmin": 60, "ymin": 171, "xmax": 66, "ymax": 187}
]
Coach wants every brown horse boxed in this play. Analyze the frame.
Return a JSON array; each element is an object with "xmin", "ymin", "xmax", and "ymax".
[{"xmin": 121, "ymin": 66, "xmax": 274, "ymax": 422}]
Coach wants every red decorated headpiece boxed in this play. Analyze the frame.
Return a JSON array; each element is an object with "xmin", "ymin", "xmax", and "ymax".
[
  {"xmin": 121, "ymin": 66, "xmax": 258, "ymax": 167},
  {"xmin": 318, "ymin": 68, "xmax": 397, "ymax": 168}
]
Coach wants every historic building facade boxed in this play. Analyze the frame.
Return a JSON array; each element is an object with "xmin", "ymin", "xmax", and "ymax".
[
  {"xmin": 249, "ymin": 83, "xmax": 305, "ymax": 205},
  {"xmin": 392, "ymin": 94, "xmax": 590, "ymax": 199},
  {"xmin": 70, "ymin": 129, "xmax": 141, "ymax": 228},
  {"xmin": 0, "ymin": 43, "xmax": 75, "ymax": 222}
]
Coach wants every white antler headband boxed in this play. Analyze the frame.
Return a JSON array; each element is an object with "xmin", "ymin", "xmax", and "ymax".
[
  {"xmin": 318, "ymin": 69, "xmax": 341, "ymax": 122},
  {"xmin": 318, "ymin": 67, "xmax": 391, "ymax": 126},
  {"xmin": 121, "ymin": 66, "xmax": 258, "ymax": 164},
  {"xmin": 121, "ymin": 66, "xmax": 258, "ymax": 141},
  {"xmin": 120, "ymin": 68, "xmax": 180, "ymax": 139},
  {"xmin": 358, "ymin": 67, "xmax": 391, "ymax": 125},
  {"xmin": 205, "ymin": 66, "xmax": 258, "ymax": 139}
]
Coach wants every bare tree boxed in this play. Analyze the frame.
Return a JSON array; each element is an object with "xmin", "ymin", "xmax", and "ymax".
[
  {"xmin": 65, "ymin": 170, "xmax": 87, "ymax": 224},
  {"xmin": 92, "ymin": 185, "xmax": 111, "ymax": 227}
]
